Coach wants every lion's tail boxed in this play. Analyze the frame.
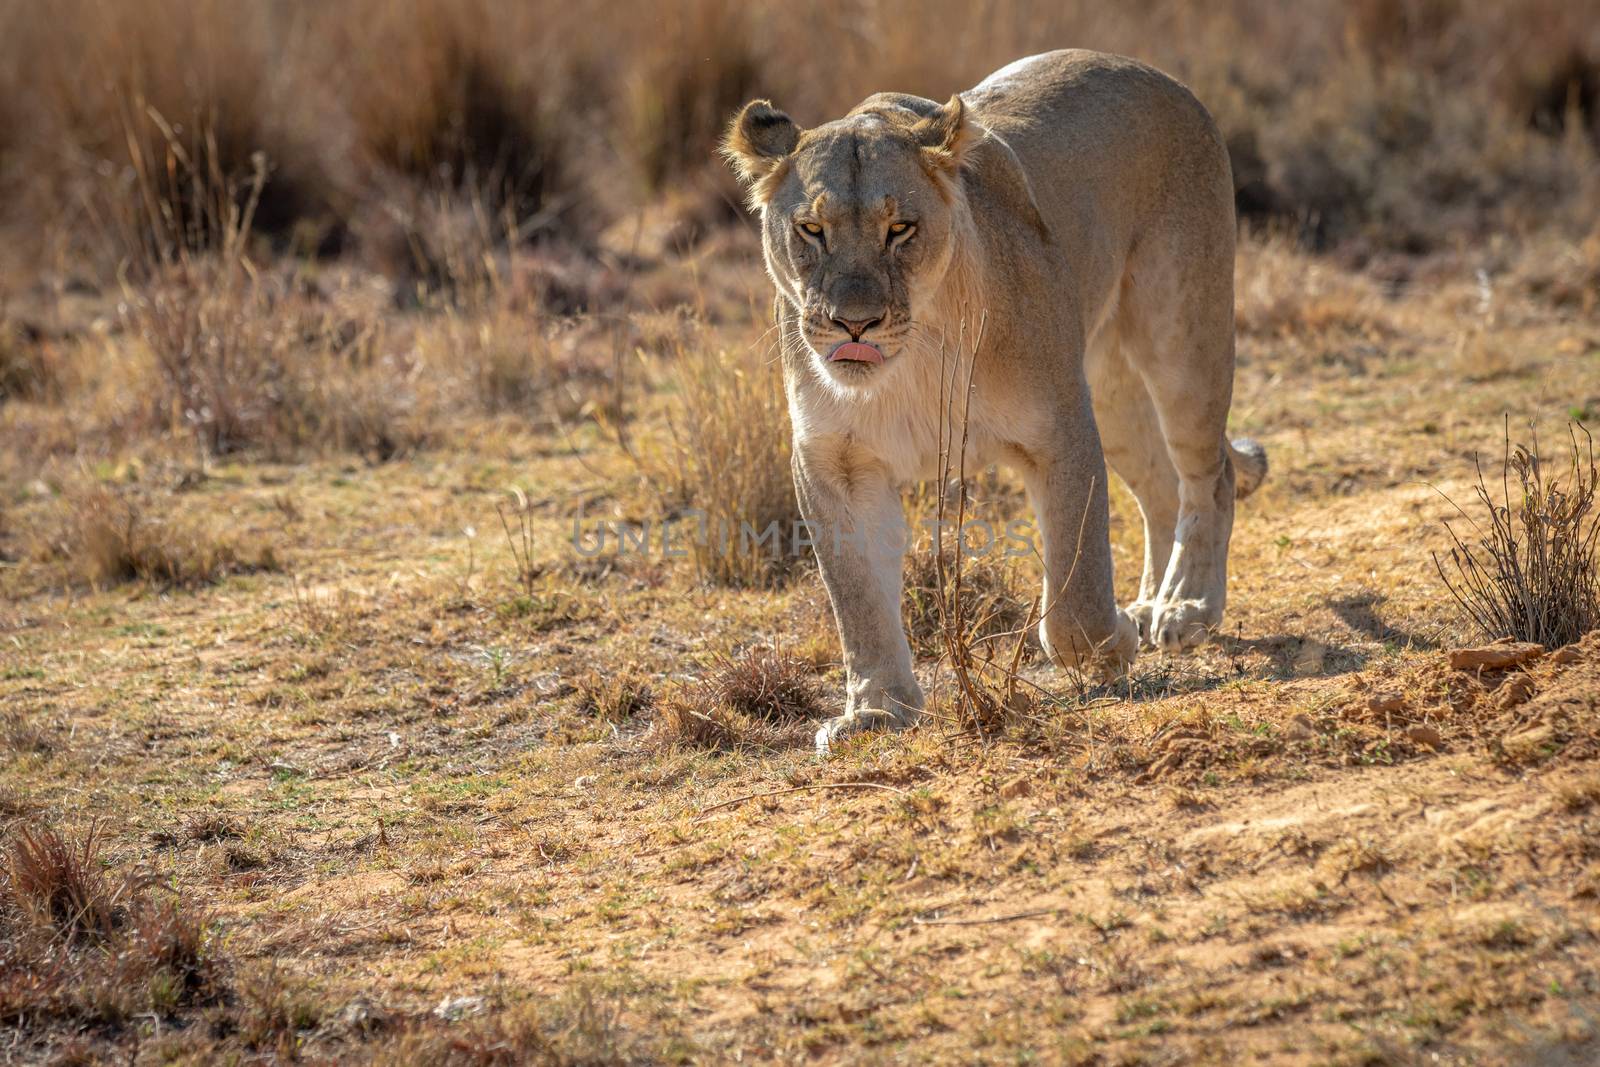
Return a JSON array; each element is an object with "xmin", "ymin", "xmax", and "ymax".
[{"xmin": 1229, "ymin": 437, "xmax": 1269, "ymax": 501}]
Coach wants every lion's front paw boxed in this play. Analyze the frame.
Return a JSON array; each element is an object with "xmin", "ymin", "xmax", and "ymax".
[
  {"xmin": 814, "ymin": 707, "xmax": 916, "ymax": 756},
  {"xmin": 1125, "ymin": 599, "xmax": 1158, "ymax": 647},
  {"xmin": 1040, "ymin": 609, "xmax": 1138, "ymax": 683},
  {"xmin": 1150, "ymin": 598, "xmax": 1219, "ymax": 653}
]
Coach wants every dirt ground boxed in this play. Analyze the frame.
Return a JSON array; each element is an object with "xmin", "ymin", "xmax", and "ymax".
[{"xmin": 3, "ymin": 226, "xmax": 1600, "ymax": 1064}]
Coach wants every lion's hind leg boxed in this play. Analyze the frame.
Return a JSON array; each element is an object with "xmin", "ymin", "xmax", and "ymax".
[
  {"xmin": 1113, "ymin": 235, "xmax": 1239, "ymax": 653},
  {"xmin": 1086, "ymin": 337, "xmax": 1180, "ymax": 647}
]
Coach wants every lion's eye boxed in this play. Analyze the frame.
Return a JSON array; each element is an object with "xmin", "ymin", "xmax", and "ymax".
[
  {"xmin": 797, "ymin": 221, "xmax": 824, "ymax": 240},
  {"xmin": 887, "ymin": 221, "xmax": 916, "ymax": 245}
]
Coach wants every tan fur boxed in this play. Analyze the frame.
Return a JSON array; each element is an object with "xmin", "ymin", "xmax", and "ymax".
[{"xmin": 722, "ymin": 50, "xmax": 1268, "ymax": 753}]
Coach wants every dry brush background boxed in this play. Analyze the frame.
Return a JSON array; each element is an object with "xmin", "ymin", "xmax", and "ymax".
[{"xmin": 2, "ymin": 0, "xmax": 1600, "ymax": 1063}]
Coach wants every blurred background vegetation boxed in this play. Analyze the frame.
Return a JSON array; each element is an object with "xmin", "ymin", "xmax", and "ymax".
[
  {"xmin": 0, "ymin": 0, "xmax": 1596, "ymax": 484},
  {"xmin": 1, "ymin": 0, "xmax": 1596, "ymax": 283}
]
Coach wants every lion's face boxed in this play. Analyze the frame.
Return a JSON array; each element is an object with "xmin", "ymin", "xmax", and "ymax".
[{"xmin": 722, "ymin": 98, "xmax": 971, "ymax": 390}]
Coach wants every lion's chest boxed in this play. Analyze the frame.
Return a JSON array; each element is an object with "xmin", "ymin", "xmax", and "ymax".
[{"xmin": 791, "ymin": 360, "xmax": 1017, "ymax": 484}]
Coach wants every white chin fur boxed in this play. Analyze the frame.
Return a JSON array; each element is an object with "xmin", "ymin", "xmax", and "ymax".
[{"xmin": 810, "ymin": 346, "xmax": 900, "ymax": 397}]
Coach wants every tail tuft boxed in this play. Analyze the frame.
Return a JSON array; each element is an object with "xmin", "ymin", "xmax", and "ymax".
[{"xmin": 1229, "ymin": 437, "xmax": 1268, "ymax": 500}]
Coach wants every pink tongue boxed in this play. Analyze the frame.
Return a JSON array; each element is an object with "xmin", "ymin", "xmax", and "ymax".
[{"xmin": 830, "ymin": 341, "xmax": 884, "ymax": 364}]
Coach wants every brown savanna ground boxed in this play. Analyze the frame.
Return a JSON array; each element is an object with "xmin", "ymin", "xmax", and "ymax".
[{"xmin": 3, "ymin": 1, "xmax": 1600, "ymax": 1063}]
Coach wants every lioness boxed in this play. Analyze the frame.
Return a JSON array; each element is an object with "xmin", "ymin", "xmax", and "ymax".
[{"xmin": 721, "ymin": 50, "xmax": 1267, "ymax": 753}]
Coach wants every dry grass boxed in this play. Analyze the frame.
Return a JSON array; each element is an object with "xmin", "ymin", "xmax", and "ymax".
[
  {"xmin": 1436, "ymin": 424, "xmax": 1600, "ymax": 647},
  {"xmin": 33, "ymin": 484, "xmax": 280, "ymax": 590},
  {"xmin": 0, "ymin": 314, "xmax": 49, "ymax": 403},
  {"xmin": 652, "ymin": 645, "xmax": 823, "ymax": 750},
  {"xmin": 129, "ymin": 263, "xmax": 431, "ymax": 459},
  {"xmin": 0, "ymin": 822, "xmax": 221, "ymax": 1033},
  {"xmin": 647, "ymin": 334, "xmax": 799, "ymax": 588},
  {"xmin": 651, "ymin": 696, "xmax": 776, "ymax": 753},
  {"xmin": 903, "ymin": 531, "xmax": 1033, "ymax": 662},
  {"xmin": 0, "ymin": 714, "xmax": 53, "ymax": 759},
  {"xmin": 2, "ymin": 0, "xmax": 1595, "ymax": 275},
  {"xmin": 2, "ymin": 0, "xmax": 1596, "ymax": 472},
  {"xmin": 3, "ymin": 0, "xmax": 343, "ymax": 270},
  {"xmin": 359, "ymin": 985, "xmax": 639, "ymax": 1065},
  {"xmin": 573, "ymin": 669, "xmax": 654, "ymax": 725},
  {"xmin": 695, "ymin": 645, "xmax": 823, "ymax": 724}
]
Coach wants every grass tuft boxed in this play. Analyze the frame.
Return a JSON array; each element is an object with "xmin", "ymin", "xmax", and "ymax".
[
  {"xmin": 904, "ymin": 536, "xmax": 1032, "ymax": 662},
  {"xmin": 5, "ymin": 823, "xmax": 125, "ymax": 941},
  {"xmin": 575, "ymin": 669, "xmax": 654, "ymax": 725},
  {"xmin": 649, "ymin": 338, "xmax": 799, "ymax": 589},
  {"xmin": 651, "ymin": 645, "xmax": 820, "ymax": 750},
  {"xmin": 38, "ymin": 485, "xmax": 280, "ymax": 590},
  {"xmin": 697, "ymin": 645, "xmax": 823, "ymax": 724},
  {"xmin": 0, "ymin": 821, "xmax": 222, "ymax": 1033},
  {"xmin": 651, "ymin": 697, "xmax": 772, "ymax": 752}
]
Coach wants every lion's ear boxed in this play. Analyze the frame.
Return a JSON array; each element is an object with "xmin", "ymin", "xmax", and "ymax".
[
  {"xmin": 912, "ymin": 94, "xmax": 973, "ymax": 173},
  {"xmin": 721, "ymin": 100, "xmax": 801, "ymax": 194}
]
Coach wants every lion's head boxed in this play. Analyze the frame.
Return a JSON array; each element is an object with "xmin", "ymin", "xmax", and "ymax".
[{"xmin": 721, "ymin": 96, "xmax": 974, "ymax": 389}]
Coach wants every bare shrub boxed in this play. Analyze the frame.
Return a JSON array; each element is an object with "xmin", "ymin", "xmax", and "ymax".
[
  {"xmin": 903, "ymin": 526, "xmax": 1032, "ymax": 662},
  {"xmin": 38, "ymin": 485, "xmax": 280, "ymax": 590},
  {"xmin": 930, "ymin": 495, "xmax": 1038, "ymax": 742},
  {"xmin": 1435, "ymin": 423, "xmax": 1599, "ymax": 648},
  {"xmin": 925, "ymin": 326, "xmax": 1038, "ymax": 742}
]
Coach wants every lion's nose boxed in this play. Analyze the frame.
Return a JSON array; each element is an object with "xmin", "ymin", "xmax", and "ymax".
[{"xmin": 830, "ymin": 315, "xmax": 883, "ymax": 341}]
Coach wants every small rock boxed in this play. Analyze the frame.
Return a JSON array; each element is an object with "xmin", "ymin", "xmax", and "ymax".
[
  {"xmin": 434, "ymin": 995, "xmax": 486, "ymax": 1022},
  {"xmin": 1502, "ymin": 723, "xmax": 1556, "ymax": 760},
  {"xmin": 1449, "ymin": 643, "xmax": 1545, "ymax": 671},
  {"xmin": 1496, "ymin": 674, "xmax": 1536, "ymax": 710},
  {"xmin": 1367, "ymin": 692, "xmax": 1406, "ymax": 714},
  {"xmin": 1405, "ymin": 725, "xmax": 1444, "ymax": 750},
  {"xmin": 1286, "ymin": 714, "xmax": 1317, "ymax": 742},
  {"xmin": 999, "ymin": 774, "xmax": 1032, "ymax": 799},
  {"xmin": 1551, "ymin": 645, "xmax": 1583, "ymax": 665},
  {"xmin": 1137, "ymin": 750, "xmax": 1183, "ymax": 784},
  {"xmin": 335, "ymin": 997, "xmax": 388, "ymax": 1035},
  {"xmin": 1159, "ymin": 730, "xmax": 1209, "ymax": 751}
]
